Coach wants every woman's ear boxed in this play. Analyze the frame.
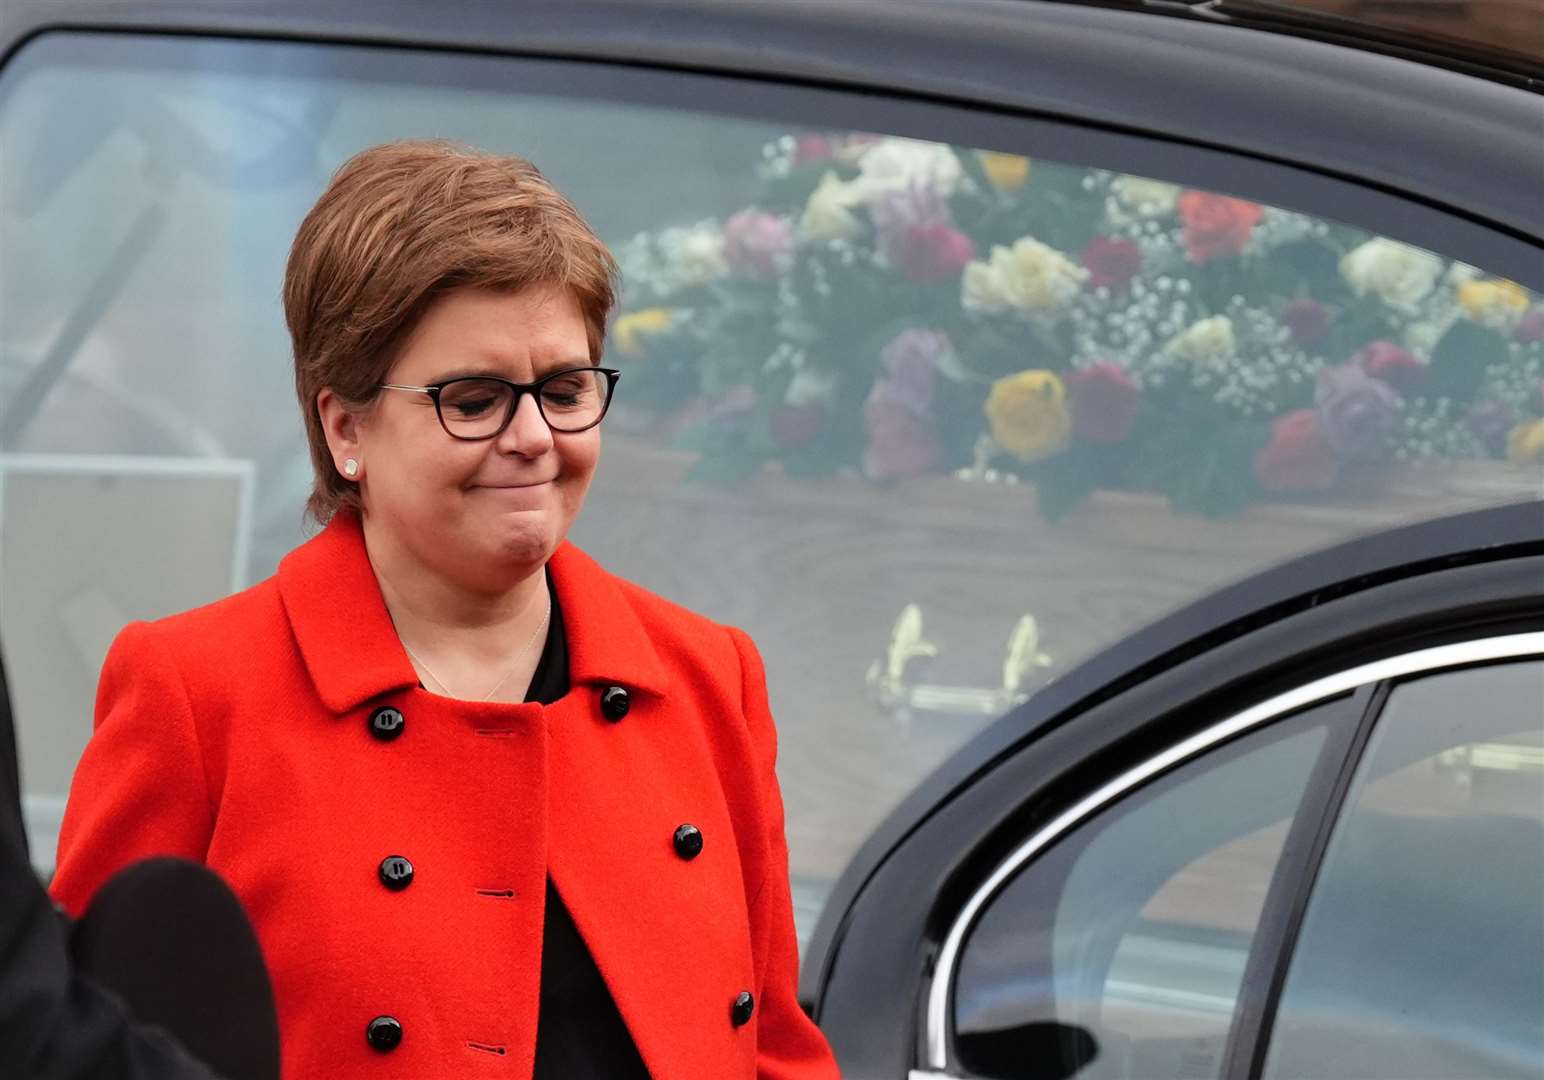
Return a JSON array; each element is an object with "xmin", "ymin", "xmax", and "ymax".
[{"xmin": 316, "ymin": 388, "xmax": 363, "ymax": 480}]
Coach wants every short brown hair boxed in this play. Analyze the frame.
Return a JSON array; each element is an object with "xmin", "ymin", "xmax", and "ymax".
[{"xmin": 285, "ymin": 140, "xmax": 618, "ymax": 523}]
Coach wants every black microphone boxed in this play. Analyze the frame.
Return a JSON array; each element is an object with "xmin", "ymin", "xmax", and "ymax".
[{"xmin": 69, "ymin": 858, "xmax": 280, "ymax": 1080}]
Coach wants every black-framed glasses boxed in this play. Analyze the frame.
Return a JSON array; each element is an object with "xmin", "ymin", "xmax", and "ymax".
[{"xmin": 378, "ymin": 366, "xmax": 621, "ymax": 440}]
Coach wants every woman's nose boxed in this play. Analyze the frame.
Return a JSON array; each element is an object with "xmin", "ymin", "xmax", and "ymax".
[{"xmin": 496, "ymin": 392, "xmax": 554, "ymax": 456}]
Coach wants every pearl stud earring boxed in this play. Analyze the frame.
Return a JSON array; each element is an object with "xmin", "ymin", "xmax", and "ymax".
[{"xmin": 344, "ymin": 459, "xmax": 359, "ymax": 478}]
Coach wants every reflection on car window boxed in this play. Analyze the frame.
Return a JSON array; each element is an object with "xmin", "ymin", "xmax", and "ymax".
[
  {"xmin": 952, "ymin": 709, "xmax": 1336, "ymax": 1080},
  {"xmin": 1, "ymin": 33, "xmax": 1540, "ymax": 944},
  {"xmin": 1263, "ymin": 661, "xmax": 1544, "ymax": 1080}
]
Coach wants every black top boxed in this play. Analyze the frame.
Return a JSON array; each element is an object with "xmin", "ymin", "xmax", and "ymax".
[{"xmin": 525, "ymin": 576, "xmax": 652, "ymax": 1079}]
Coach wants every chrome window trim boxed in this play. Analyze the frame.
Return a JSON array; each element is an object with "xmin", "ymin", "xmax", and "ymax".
[{"xmin": 923, "ymin": 630, "xmax": 1544, "ymax": 1070}]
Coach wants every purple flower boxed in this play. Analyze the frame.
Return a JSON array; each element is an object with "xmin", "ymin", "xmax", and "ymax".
[
  {"xmin": 1315, "ymin": 363, "xmax": 1401, "ymax": 461},
  {"xmin": 723, "ymin": 210, "xmax": 794, "ymax": 277},
  {"xmin": 871, "ymin": 182, "xmax": 952, "ymax": 236},
  {"xmin": 876, "ymin": 329, "xmax": 950, "ymax": 416}
]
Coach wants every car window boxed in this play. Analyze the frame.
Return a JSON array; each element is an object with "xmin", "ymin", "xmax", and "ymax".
[
  {"xmin": 951, "ymin": 705, "xmax": 1339, "ymax": 1080},
  {"xmin": 2, "ymin": 32, "xmax": 1541, "ymax": 946},
  {"xmin": 1262, "ymin": 661, "xmax": 1544, "ymax": 1080}
]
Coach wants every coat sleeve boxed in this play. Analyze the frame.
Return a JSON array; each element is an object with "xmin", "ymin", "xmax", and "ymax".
[
  {"xmin": 50, "ymin": 622, "xmax": 215, "ymax": 918},
  {"xmin": 726, "ymin": 627, "xmax": 842, "ymax": 1080}
]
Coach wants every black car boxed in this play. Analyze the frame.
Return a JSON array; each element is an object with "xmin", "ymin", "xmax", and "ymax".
[{"xmin": 1, "ymin": 3, "xmax": 1540, "ymax": 1078}]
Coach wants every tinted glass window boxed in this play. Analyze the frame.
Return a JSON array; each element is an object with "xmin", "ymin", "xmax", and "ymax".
[
  {"xmin": 952, "ymin": 707, "xmax": 1338, "ymax": 1079},
  {"xmin": 1263, "ymin": 661, "xmax": 1544, "ymax": 1080},
  {"xmin": 2, "ymin": 33, "xmax": 1540, "ymax": 944}
]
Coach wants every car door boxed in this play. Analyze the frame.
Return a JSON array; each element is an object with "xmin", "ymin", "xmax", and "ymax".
[
  {"xmin": 0, "ymin": 1, "xmax": 1540, "ymax": 1070},
  {"xmin": 803, "ymin": 506, "xmax": 1544, "ymax": 1077}
]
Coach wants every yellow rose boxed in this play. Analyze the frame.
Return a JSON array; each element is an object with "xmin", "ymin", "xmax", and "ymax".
[
  {"xmin": 1507, "ymin": 418, "xmax": 1544, "ymax": 465},
  {"xmin": 978, "ymin": 150, "xmax": 1031, "ymax": 192},
  {"xmin": 613, "ymin": 308, "xmax": 673, "ymax": 357},
  {"xmin": 985, "ymin": 370, "xmax": 1071, "ymax": 462},
  {"xmin": 1458, "ymin": 279, "xmax": 1530, "ymax": 329}
]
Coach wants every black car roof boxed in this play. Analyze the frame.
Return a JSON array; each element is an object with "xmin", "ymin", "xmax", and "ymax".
[{"xmin": 2, "ymin": 0, "xmax": 1541, "ymax": 246}]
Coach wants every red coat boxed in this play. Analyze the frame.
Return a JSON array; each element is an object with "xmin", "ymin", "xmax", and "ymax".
[{"xmin": 51, "ymin": 512, "xmax": 840, "ymax": 1079}]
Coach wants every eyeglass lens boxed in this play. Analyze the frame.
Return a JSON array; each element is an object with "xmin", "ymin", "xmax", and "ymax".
[{"xmin": 438, "ymin": 370, "xmax": 611, "ymax": 437}]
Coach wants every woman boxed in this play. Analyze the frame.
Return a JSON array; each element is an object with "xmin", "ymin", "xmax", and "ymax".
[{"xmin": 50, "ymin": 141, "xmax": 840, "ymax": 1079}]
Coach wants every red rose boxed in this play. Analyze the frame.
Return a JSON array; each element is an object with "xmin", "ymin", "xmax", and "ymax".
[
  {"xmin": 884, "ymin": 224, "xmax": 975, "ymax": 284},
  {"xmin": 1354, "ymin": 340, "xmax": 1426, "ymax": 395},
  {"xmin": 1176, "ymin": 190, "xmax": 1264, "ymax": 264},
  {"xmin": 769, "ymin": 404, "xmax": 826, "ymax": 450},
  {"xmin": 1254, "ymin": 410, "xmax": 1338, "ymax": 492},
  {"xmin": 1067, "ymin": 362, "xmax": 1140, "ymax": 443},
  {"xmin": 1281, "ymin": 299, "xmax": 1330, "ymax": 345},
  {"xmin": 1080, "ymin": 237, "xmax": 1143, "ymax": 290}
]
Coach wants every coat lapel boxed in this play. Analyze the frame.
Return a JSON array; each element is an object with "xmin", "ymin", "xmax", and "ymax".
[
  {"xmin": 275, "ymin": 513, "xmax": 418, "ymax": 714},
  {"xmin": 544, "ymin": 544, "xmax": 753, "ymax": 1076}
]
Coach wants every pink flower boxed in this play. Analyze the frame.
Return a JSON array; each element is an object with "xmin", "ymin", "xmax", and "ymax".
[
  {"xmin": 1080, "ymin": 237, "xmax": 1142, "ymax": 291},
  {"xmin": 1281, "ymin": 299, "xmax": 1330, "ymax": 345},
  {"xmin": 863, "ymin": 385, "xmax": 942, "ymax": 479},
  {"xmin": 770, "ymin": 404, "xmax": 827, "ymax": 450},
  {"xmin": 1067, "ymin": 362, "xmax": 1140, "ymax": 443},
  {"xmin": 861, "ymin": 329, "xmax": 953, "ymax": 479},
  {"xmin": 1255, "ymin": 409, "xmax": 1338, "ymax": 492},
  {"xmin": 1516, "ymin": 307, "xmax": 1544, "ymax": 343},
  {"xmin": 1354, "ymin": 340, "xmax": 1426, "ymax": 395},
  {"xmin": 723, "ymin": 210, "xmax": 794, "ymax": 277},
  {"xmin": 793, "ymin": 134, "xmax": 835, "ymax": 166}
]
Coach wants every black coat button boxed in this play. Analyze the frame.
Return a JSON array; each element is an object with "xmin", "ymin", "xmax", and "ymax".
[
  {"xmin": 600, "ymin": 685, "xmax": 630, "ymax": 721},
  {"xmin": 378, "ymin": 856, "xmax": 414, "ymax": 891},
  {"xmin": 731, "ymin": 990, "xmax": 755, "ymax": 1027},
  {"xmin": 673, "ymin": 823, "xmax": 704, "ymax": 860},
  {"xmin": 366, "ymin": 1015, "xmax": 403, "ymax": 1051},
  {"xmin": 369, "ymin": 707, "xmax": 405, "ymax": 741}
]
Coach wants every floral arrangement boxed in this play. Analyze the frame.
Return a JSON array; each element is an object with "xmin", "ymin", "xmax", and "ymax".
[{"xmin": 614, "ymin": 132, "xmax": 1544, "ymax": 517}]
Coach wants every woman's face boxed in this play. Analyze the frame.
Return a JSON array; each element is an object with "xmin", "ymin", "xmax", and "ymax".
[{"xmin": 327, "ymin": 284, "xmax": 601, "ymax": 590}]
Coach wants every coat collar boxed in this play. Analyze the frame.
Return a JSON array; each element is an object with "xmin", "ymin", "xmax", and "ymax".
[{"xmin": 277, "ymin": 512, "xmax": 669, "ymax": 714}]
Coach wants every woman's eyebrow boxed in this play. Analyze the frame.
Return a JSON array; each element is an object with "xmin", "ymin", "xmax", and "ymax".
[{"xmin": 428, "ymin": 359, "xmax": 595, "ymax": 382}]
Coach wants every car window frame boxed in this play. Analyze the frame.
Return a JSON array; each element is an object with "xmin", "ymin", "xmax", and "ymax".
[
  {"xmin": 916, "ymin": 634, "xmax": 1544, "ymax": 1077},
  {"xmin": 1244, "ymin": 656, "xmax": 1544, "ymax": 1080}
]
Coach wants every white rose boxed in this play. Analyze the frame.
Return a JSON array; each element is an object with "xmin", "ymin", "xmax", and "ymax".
[
  {"xmin": 660, "ymin": 223, "xmax": 728, "ymax": 288},
  {"xmin": 851, "ymin": 137, "xmax": 963, "ymax": 203},
  {"xmin": 1339, "ymin": 238, "xmax": 1443, "ymax": 309},
  {"xmin": 961, "ymin": 259, "xmax": 1012, "ymax": 312},
  {"xmin": 1166, "ymin": 315, "xmax": 1237, "ymax": 370},
  {"xmin": 799, "ymin": 171, "xmax": 862, "ymax": 242},
  {"xmin": 1110, "ymin": 175, "xmax": 1181, "ymax": 217},
  {"xmin": 1445, "ymin": 260, "xmax": 1483, "ymax": 286},
  {"xmin": 962, "ymin": 237, "xmax": 1087, "ymax": 315}
]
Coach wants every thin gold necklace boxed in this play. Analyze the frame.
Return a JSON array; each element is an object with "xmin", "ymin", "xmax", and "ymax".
[{"xmin": 401, "ymin": 594, "xmax": 552, "ymax": 702}]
